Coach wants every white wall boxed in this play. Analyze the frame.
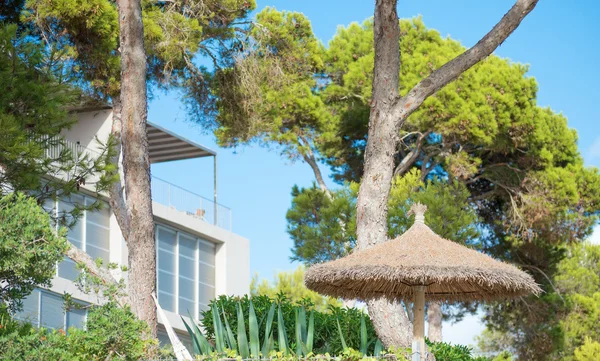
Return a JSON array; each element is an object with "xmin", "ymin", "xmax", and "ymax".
[
  {"xmin": 152, "ymin": 201, "xmax": 251, "ymax": 297},
  {"xmin": 62, "ymin": 109, "xmax": 113, "ymax": 152}
]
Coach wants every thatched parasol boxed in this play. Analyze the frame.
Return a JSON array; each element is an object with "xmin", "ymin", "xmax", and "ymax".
[{"xmin": 305, "ymin": 203, "xmax": 541, "ymax": 361}]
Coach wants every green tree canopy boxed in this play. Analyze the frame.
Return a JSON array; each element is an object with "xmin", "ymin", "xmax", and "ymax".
[
  {"xmin": 480, "ymin": 242, "xmax": 600, "ymax": 361},
  {"xmin": 287, "ymin": 169, "xmax": 479, "ymax": 265},
  {"xmin": 23, "ymin": 0, "xmax": 256, "ymax": 99},
  {"xmin": 0, "ymin": 193, "xmax": 68, "ymax": 311},
  {"xmin": 205, "ymin": 6, "xmax": 335, "ymax": 186},
  {"xmin": 250, "ymin": 266, "xmax": 341, "ymax": 311},
  {"xmin": 555, "ymin": 243, "xmax": 600, "ymax": 360},
  {"xmin": 0, "ymin": 23, "xmax": 111, "ymax": 217},
  {"xmin": 202, "ymin": 10, "xmax": 600, "ymax": 358}
]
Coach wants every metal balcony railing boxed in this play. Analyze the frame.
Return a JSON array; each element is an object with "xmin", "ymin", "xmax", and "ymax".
[
  {"xmin": 151, "ymin": 176, "xmax": 232, "ymax": 231},
  {"xmin": 41, "ymin": 135, "xmax": 98, "ymax": 160},
  {"xmin": 45, "ymin": 137, "xmax": 232, "ymax": 231}
]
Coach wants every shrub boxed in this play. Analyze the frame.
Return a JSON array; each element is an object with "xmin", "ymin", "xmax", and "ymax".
[
  {"xmin": 0, "ymin": 193, "xmax": 69, "ymax": 311},
  {"xmin": 426, "ymin": 340, "xmax": 496, "ymax": 361},
  {"xmin": 574, "ymin": 337, "xmax": 600, "ymax": 361},
  {"xmin": 0, "ymin": 302, "xmax": 157, "ymax": 360},
  {"xmin": 200, "ymin": 294, "xmax": 379, "ymax": 355},
  {"xmin": 67, "ymin": 302, "xmax": 154, "ymax": 360}
]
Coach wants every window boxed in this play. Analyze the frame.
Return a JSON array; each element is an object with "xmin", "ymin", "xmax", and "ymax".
[
  {"xmin": 157, "ymin": 227, "xmax": 176, "ymax": 312},
  {"xmin": 156, "ymin": 224, "xmax": 216, "ymax": 318},
  {"xmin": 178, "ymin": 233, "xmax": 196, "ymax": 315},
  {"xmin": 51, "ymin": 194, "xmax": 111, "ymax": 281},
  {"xmin": 14, "ymin": 289, "xmax": 88, "ymax": 332}
]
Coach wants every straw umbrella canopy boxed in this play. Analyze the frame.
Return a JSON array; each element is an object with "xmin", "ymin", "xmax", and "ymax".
[{"xmin": 305, "ymin": 203, "xmax": 541, "ymax": 361}]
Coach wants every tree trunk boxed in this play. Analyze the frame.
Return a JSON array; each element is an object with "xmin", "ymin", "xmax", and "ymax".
[
  {"xmin": 356, "ymin": 0, "xmax": 414, "ymax": 348},
  {"xmin": 358, "ymin": 0, "xmax": 538, "ymax": 349},
  {"xmin": 355, "ymin": 0, "xmax": 400, "ymax": 251},
  {"xmin": 427, "ymin": 302, "xmax": 443, "ymax": 342},
  {"xmin": 367, "ymin": 298, "xmax": 413, "ymax": 347},
  {"xmin": 117, "ymin": 0, "xmax": 157, "ymax": 336}
]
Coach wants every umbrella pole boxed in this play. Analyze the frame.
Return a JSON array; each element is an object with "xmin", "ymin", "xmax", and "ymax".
[{"xmin": 412, "ymin": 285, "xmax": 426, "ymax": 361}]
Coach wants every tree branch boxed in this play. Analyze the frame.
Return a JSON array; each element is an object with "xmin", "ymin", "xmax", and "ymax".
[
  {"xmin": 303, "ymin": 151, "xmax": 330, "ymax": 194},
  {"xmin": 519, "ymin": 264, "xmax": 563, "ymax": 305},
  {"xmin": 391, "ymin": 0, "xmax": 539, "ymax": 123},
  {"xmin": 299, "ymin": 135, "xmax": 330, "ymax": 194},
  {"xmin": 393, "ymin": 131, "xmax": 429, "ymax": 177},
  {"xmin": 65, "ymin": 244, "xmax": 127, "ymax": 307}
]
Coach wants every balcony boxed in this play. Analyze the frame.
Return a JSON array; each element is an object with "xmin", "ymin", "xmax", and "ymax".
[
  {"xmin": 44, "ymin": 135, "xmax": 232, "ymax": 231},
  {"xmin": 151, "ymin": 176, "xmax": 232, "ymax": 231}
]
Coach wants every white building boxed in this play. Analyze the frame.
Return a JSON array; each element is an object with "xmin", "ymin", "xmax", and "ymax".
[{"xmin": 15, "ymin": 106, "xmax": 250, "ymax": 345}]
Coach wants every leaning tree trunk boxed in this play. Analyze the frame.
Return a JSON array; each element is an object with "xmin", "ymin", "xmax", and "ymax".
[
  {"xmin": 357, "ymin": 0, "xmax": 538, "ymax": 349},
  {"xmin": 357, "ymin": 0, "xmax": 413, "ymax": 347},
  {"xmin": 117, "ymin": 0, "xmax": 157, "ymax": 336},
  {"xmin": 427, "ymin": 303, "xmax": 443, "ymax": 342}
]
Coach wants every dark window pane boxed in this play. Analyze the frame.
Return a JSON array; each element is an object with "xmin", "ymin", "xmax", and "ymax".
[
  {"xmin": 86, "ymin": 243, "xmax": 110, "ymax": 263},
  {"xmin": 198, "ymin": 283, "xmax": 215, "ymax": 307},
  {"xmin": 85, "ymin": 198, "xmax": 110, "ymax": 227},
  {"xmin": 178, "ymin": 298, "xmax": 195, "ymax": 317},
  {"xmin": 158, "ymin": 249, "xmax": 176, "ymax": 275},
  {"xmin": 59, "ymin": 196, "xmax": 84, "ymax": 242},
  {"xmin": 179, "ymin": 277, "xmax": 195, "ymax": 302},
  {"xmin": 179, "ymin": 256, "xmax": 195, "ymax": 281},
  {"xmin": 158, "ymin": 227, "xmax": 176, "ymax": 250}
]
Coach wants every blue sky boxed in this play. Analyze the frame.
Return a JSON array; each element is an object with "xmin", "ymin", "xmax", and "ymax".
[{"xmin": 148, "ymin": 0, "xmax": 600, "ymax": 345}]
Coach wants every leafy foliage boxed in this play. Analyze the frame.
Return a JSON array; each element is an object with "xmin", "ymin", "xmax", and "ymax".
[
  {"xmin": 184, "ymin": 300, "xmax": 313, "ymax": 357},
  {"xmin": 479, "ymin": 243, "xmax": 600, "ymax": 360},
  {"xmin": 209, "ymin": 7, "xmax": 331, "ymax": 164},
  {"xmin": 23, "ymin": 0, "xmax": 256, "ymax": 99},
  {"xmin": 0, "ymin": 302, "xmax": 157, "ymax": 360},
  {"xmin": 287, "ymin": 169, "xmax": 479, "ymax": 265},
  {"xmin": 0, "ymin": 24, "xmax": 112, "ymax": 210},
  {"xmin": 200, "ymin": 294, "xmax": 379, "ymax": 356},
  {"xmin": 286, "ymin": 185, "xmax": 356, "ymax": 264},
  {"xmin": 0, "ymin": 193, "xmax": 68, "ymax": 311},
  {"xmin": 426, "ymin": 340, "xmax": 492, "ymax": 361},
  {"xmin": 573, "ymin": 338, "xmax": 600, "ymax": 361},
  {"xmin": 555, "ymin": 243, "xmax": 600, "ymax": 360},
  {"xmin": 251, "ymin": 266, "xmax": 342, "ymax": 311}
]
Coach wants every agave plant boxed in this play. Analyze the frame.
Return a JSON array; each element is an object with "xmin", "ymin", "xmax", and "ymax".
[
  {"xmin": 336, "ymin": 314, "xmax": 383, "ymax": 356},
  {"xmin": 183, "ymin": 299, "xmax": 298, "ymax": 358},
  {"xmin": 184, "ymin": 298, "xmax": 383, "ymax": 358},
  {"xmin": 294, "ymin": 306, "xmax": 315, "ymax": 356},
  {"xmin": 181, "ymin": 311, "xmax": 213, "ymax": 355}
]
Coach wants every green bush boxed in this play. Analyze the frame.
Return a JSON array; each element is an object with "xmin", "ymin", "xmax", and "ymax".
[
  {"xmin": 200, "ymin": 294, "xmax": 379, "ymax": 355},
  {"xmin": 427, "ymin": 340, "xmax": 496, "ymax": 361},
  {"xmin": 0, "ymin": 193, "xmax": 69, "ymax": 311},
  {"xmin": 0, "ymin": 302, "xmax": 157, "ymax": 360}
]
